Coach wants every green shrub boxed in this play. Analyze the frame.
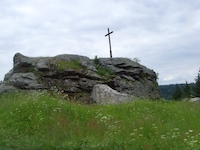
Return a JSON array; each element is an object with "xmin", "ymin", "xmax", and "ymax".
[
  {"xmin": 97, "ymin": 66, "xmax": 114, "ymax": 79},
  {"xmin": 93, "ymin": 55, "xmax": 99, "ymax": 66},
  {"xmin": 93, "ymin": 55, "xmax": 114, "ymax": 79}
]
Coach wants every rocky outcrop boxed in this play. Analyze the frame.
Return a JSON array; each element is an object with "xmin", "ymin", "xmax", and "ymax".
[
  {"xmin": 0, "ymin": 53, "xmax": 160, "ymax": 102},
  {"xmin": 92, "ymin": 84, "xmax": 135, "ymax": 104}
]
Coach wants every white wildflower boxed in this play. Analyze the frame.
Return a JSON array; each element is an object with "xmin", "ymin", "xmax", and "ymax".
[{"xmin": 189, "ymin": 130, "xmax": 193, "ymax": 133}]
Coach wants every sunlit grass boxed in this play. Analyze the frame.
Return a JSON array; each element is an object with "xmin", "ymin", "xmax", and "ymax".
[{"xmin": 1, "ymin": 91, "xmax": 200, "ymax": 149}]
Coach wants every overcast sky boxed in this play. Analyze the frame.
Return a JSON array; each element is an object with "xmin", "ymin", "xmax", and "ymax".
[{"xmin": 0, "ymin": 0, "xmax": 200, "ymax": 85}]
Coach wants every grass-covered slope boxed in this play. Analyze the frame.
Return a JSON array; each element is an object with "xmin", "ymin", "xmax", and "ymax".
[{"xmin": 1, "ymin": 91, "xmax": 200, "ymax": 149}]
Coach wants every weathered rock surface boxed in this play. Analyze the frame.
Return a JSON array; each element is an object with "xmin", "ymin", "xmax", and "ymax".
[
  {"xmin": 97, "ymin": 58, "xmax": 159, "ymax": 98},
  {"xmin": 0, "ymin": 84, "xmax": 17, "ymax": 94},
  {"xmin": 92, "ymin": 84, "xmax": 134, "ymax": 104},
  {"xmin": 0, "ymin": 53, "xmax": 160, "ymax": 102}
]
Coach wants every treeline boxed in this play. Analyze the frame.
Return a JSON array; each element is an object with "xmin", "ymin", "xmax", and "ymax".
[
  {"xmin": 159, "ymin": 68, "xmax": 200, "ymax": 100},
  {"xmin": 159, "ymin": 83, "xmax": 195, "ymax": 100}
]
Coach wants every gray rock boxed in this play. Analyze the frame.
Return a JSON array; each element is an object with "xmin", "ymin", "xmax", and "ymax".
[
  {"xmin": 0, "ymin": 53, "xmax": 160, "ymax": 102},
  {"xmin": 98, "ymin": 58, "xmax": 159, "ymax": 99},
  {"xmin": 98, "ymin": 58, "xmax": 156, "ymax": 82},
  {"xmin": 13, "ymin": 53, "xmax": 37, "ymax": 73},
  {"xmin": 0, "ymin": 84, "xmax": 17, "ymax": 94},
  {"xmin": 189, "ymin": 97, "xmax": 200, "ymax": 102},
  {"xmin": 9, "ymin": 73, "xmax": 42, "ymax": 89},
  {"xmin": 36, "ymin": 59, "xmax": 51, "ymax": 72},
  {"xmin": 92, "ymin": 84, "xmax": 134, "ymax": 104},
  {"xmin": 4, "ymin": 69, "xmax": 13, "ymax": 81}
]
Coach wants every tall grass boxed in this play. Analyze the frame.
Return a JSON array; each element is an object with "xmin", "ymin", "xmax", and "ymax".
[{"xmin": 1, "ymin": 91, "xmax": 200, "ymax": 149}]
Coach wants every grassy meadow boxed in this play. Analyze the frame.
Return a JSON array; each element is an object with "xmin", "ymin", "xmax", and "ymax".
[{"xmin": 1, "ymin": 91, "xmax": 200, "ymax": 149}]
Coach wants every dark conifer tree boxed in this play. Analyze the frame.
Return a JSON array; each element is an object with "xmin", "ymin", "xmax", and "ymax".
[
  {"xmin": 194, "ymin": 68, "xmax": 200, "ymax": 97},
  {"xmin": 183, "ymin": 81, "xmax": 191, "ymax": 99},
  {"xmin": 172, "ymin": 84, "xmax": 183, "ymax": 100}
]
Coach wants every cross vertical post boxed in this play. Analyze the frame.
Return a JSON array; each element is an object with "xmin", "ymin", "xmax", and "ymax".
[{"xmin": 105, "ymin": 28, "xmax": 113, "ymax": 58}]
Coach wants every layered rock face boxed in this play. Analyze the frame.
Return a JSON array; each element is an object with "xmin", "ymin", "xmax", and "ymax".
[{"xmin": 1, "ymin": 53, "xmax": 160, "ymax": 102}]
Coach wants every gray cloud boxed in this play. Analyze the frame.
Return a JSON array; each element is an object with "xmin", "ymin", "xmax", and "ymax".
[{"xmin": 0, "ymin": 0, "xmax": 200, "ymax": 85}]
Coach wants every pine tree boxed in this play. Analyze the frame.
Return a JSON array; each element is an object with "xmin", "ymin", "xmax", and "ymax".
[
  {"xmin": 183, "ymin": 81, "xmax": 191, "ymax": 99},
  {"xmin": 172, "ymin": 84, "xmax": 183, "ymax": 100},
  {"xmin": 194, "ymin": 68, "xmax": 200, "ymax": 97}
]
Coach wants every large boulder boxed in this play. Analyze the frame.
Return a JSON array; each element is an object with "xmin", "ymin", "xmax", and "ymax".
[
  {"xmin": 92, "ymin": 84, "xmax": 134, "ymax": 104},
  {"xmin": 0, "ymin": 53, "xmax": 160, "ymax": 101}
]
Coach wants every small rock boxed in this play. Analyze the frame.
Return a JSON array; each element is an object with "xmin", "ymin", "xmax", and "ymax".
[{"xmin": 189, "ymin": 97, "xmax": 200, "ymax": 102}]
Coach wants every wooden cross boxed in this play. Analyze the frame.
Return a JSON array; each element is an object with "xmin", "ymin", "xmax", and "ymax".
[{"xmin": 105, "ymin": 28, "xmax": 113, "ymax": 58}]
